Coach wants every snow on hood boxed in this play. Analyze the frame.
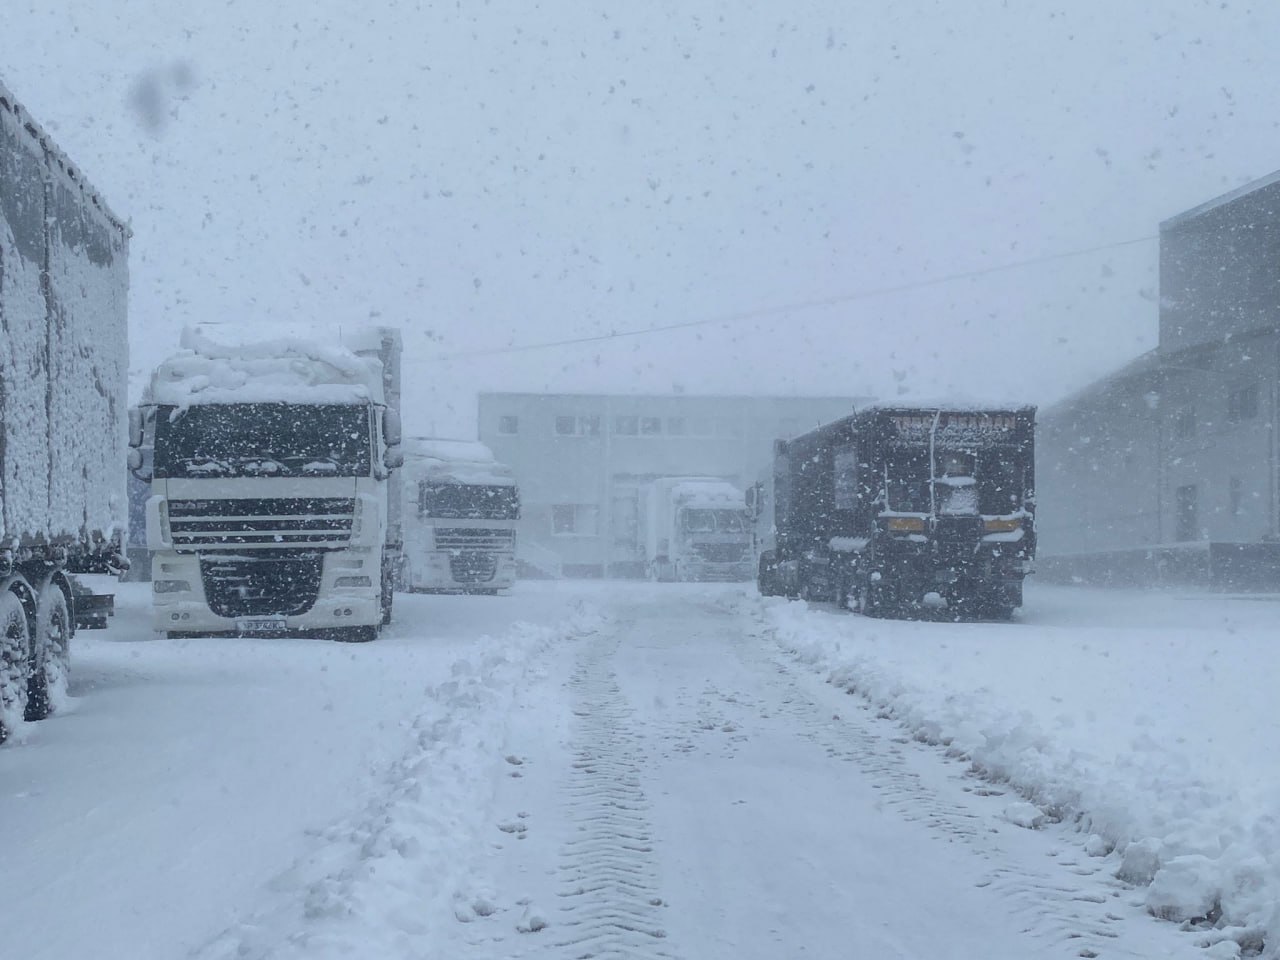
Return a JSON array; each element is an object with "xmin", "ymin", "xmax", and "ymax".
[
  {"xmin": 149, "ymin": 327, "xmax": 385, "ymax": 408},
  {"xmin": 403, "ymin": 437, "xmax": 516, "ymax": 486}
]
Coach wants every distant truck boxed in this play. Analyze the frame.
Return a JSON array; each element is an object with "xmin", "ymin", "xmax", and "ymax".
[
  {"xmin": 0, "ymin": 80, "xmax": 129, "ymax": 740},
  {"xmin": 644, "ymin": 477, "xmax": 753, "ymax": 582},
  {"xmin": 751, "ymin": 405, "xmax": 1036, "ymax": 619},
  {"xmin": 130, "ymin": 328, "xmax": 404, "ymax": 641},
  {"xmin": 400, "ymin": 438, "xmax": 519, "ymax": 594}
]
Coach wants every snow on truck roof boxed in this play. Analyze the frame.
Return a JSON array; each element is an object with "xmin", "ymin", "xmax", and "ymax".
[
  {"xmin": 668, "ymin": 478, "xmax": 746, "ymax": 508},
  {"xmin": 858, "ymin": 398, "xmax": 1036, "ymax": 415},
  {"xmin": 402, "ymin": 437, "xmax": 516, "ymax": 486},
  {"xmin": 150, "ymin": 328, "xmax": 387, "ymax": 407}
]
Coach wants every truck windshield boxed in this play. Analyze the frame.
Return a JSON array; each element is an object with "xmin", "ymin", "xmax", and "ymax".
[
  {"xmin": 419, "ymin": 482, "xmax": 519, "ymax": 520},
  {"xmin": 681, "ymin": 509, "xmax": 747, "ymax": 534},
  {"xmin": 152, "ymin": 403, "xmax": 372, "ymax": 478}
]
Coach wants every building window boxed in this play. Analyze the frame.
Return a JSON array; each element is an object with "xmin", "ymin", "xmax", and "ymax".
[
  {"xmin": 1174, "ymin": 406, "xmax": 1196, "ymax": 440},
  {"xmin": 715, "ymin": 417, "xmax": 742, "ymax": 438},
  {"xmin": 640, "ymin": 416, "xmax": 662, "ymax": 436},
  {"xmin": 614, "ymin": 415, "xmax": 639, "ymax": 436},
  {"xmin": 555, "ymin": 415, "xmax": 601, "ymax": 437},
  {"xmin": 1175, "ymin": 484, "xmax": 1198, "ymax": 542},
  {"xmin": 1230, "ymin": 477, "xmax": 1243, "ymax": 517},
  {"xmin": 552, "ymin": 504, "xmax": 599, "ymax": 536},
  {"xmin": 498, "ymin": 415, "xmax": 519, "ymax": 435},
  {"xmin": 666, "ymin": 417, "xmax": 686, "ymax": 436},
  {"xmin": 1227, "ymin": 384, "xmax": 1259, "ymax": 423},
  {"xmin": 689, "ymin": 417, "xmax": 713, "ymax": 437}
]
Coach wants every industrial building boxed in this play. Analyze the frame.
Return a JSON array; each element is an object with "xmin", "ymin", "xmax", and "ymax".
[
  {"xmin": 478, "ymin": 393, "xmax": 859, "ymax": 578},
  {"xmin": 1038, "ymin": 172, "xmax": 1280, "ymax": 587}
]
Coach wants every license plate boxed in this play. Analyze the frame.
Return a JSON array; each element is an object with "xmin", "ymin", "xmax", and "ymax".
[{"xmin": 236, "ymin": 617, "xmax": 287, "ymax": 633}]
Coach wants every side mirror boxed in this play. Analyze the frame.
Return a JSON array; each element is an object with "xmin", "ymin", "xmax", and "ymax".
[
  {"xmin": 382, "ymin": 408, "xmax": 402, "ymax": 447},
  {"xmin": 127, "ymin": 447, "xmax": 152, "ymax": 481},
  {"xmin": 384, "ymin": 448, "xmax": 405, "ymax": 470},
  {"xmin": 128, "ymin": 408, "xmax": 144, "ymax": 448}
]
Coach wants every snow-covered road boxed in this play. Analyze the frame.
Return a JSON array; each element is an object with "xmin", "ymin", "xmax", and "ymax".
[{"xmin": 1, "ymin": 581, "xmax": 1269, "ymax": 959}]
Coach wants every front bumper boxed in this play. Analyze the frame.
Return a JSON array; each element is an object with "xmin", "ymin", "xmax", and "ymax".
[
  {"xmin": 407, "ymin": 550, "xmax": 516, "ymax": 590},
  {"xmin": 150, "ymin": 550, "xmax": 382, "ymax": 633},
  {"xmin": 679, "ymin": 559, "xmax": 754, "ymax": 582}
]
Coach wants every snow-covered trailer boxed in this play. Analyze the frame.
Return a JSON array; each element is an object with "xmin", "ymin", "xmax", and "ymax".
[
  {"xmin": 758, "ymin": 405, "xmax": 1036, "ymax": 619},
  {"xmin": 0, "ymin": 80, "xmax": 129, "ymax": 740},
  {"xmin": 643, "ymin": 477, "xmax": 753, "ymax": 582}
]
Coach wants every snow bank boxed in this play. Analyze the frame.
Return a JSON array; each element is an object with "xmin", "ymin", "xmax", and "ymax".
[
  {"xmin": 757, "ymin": 591, "xmax": 1280, "ymax": 956},
  {"xmin": 150, "ymin": 327, "xmax": 385, "ymax": 408},
  {"xmin": 194, "ymin": 601, "xmax": 607, "ymax": 960}
]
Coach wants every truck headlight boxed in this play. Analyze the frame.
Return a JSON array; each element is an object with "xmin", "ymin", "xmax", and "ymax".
[
  {"xmin": 153, "ymin": 579, "xmax": 190, "ymax": 594},
  {"xmin": 350, "ymin": 497, "xmax": 363, "ymax": 537}
]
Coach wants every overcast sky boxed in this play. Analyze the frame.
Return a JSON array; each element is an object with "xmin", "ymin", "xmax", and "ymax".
[{"xmin": 5, "ymin": 0, "xmax": 1280, "ymax": 434}]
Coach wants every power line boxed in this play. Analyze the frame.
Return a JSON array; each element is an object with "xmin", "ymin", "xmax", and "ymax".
[{"xmin": 439, "ymin": 233, "xmax": 1157, "ymax": 360}]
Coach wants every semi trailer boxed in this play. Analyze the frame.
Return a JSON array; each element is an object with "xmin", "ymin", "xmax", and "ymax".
[
  {"xmin": 752, "ymin": 405, "xmax": 1036, "ymax": 619},
  {"xmin": 0, "ymin": 79, "xmax": 129, "ymax": 740}
]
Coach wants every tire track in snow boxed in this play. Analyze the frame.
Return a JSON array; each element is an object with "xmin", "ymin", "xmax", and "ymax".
[
  {"xmin": 733, "ymin": 602, "xmax": 1182, "ymax": 960},
  {"xmin": 546, "ymin": 626, "xmax": 678, "ymax": 960}
]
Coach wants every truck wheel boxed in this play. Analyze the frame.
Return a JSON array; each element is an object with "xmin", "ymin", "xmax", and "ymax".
[
  {"xmin": 757, "ymin": 555, "xmax": 777, "ymax": 596},
  {"xmin": 27, "ymin": 583, "xmax": 71, "ymax": 720},
  {"xmin": 0, "ymin": 589, "xmax": 32, "ymax": 742},
  {"xmin": 380, "ymin": 578, "xmax": 394, "ymax": 626}
]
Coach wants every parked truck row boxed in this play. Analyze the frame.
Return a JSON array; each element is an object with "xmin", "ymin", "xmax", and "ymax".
[{"xmin": 0, "ymin": 75, "xmax": 1039, "ymax": 747}]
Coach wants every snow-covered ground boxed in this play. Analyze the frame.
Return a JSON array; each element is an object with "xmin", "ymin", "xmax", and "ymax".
[
  {"xmin": 1, "ymin": 579, "xmax": 1274, "ymax": 959},
  {"xmin": 762, "ymin": 584, "xmax": 1280, "ymax": 958}
]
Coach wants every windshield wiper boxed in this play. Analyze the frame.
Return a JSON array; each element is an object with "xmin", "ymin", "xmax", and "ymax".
[
  {"xmin": 172, "ymin": 456, "xmax": 233, "ymax": 476},
  {"xmin": 236, "ymin": 458, "xmax": 286, "ymax": 477}
]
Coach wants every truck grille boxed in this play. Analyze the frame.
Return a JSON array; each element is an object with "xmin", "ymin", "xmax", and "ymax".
[
  {"xmin": 694, "ymin": 542, "xmax": 749, "ymax": 563},
  {"xmin": 199, "ymin": 551, "xmax": 324, "ymax": 618},
  {"xmin": 449, "ymin": 552, "xmax": 498, "ymax": 583},
  {"xmin": 433, "ymin": 527, "xmax": 515, "ymax": 552},
  {"xmin": 169, "ymin": 498, "xmax": 356, "ymax": 551}
]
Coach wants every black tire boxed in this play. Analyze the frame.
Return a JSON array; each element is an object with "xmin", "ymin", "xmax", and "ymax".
[
  {"xmin": 757, "ymin": 554, "xmax": 778, "ymax": 596},
  {"xmin": 380, "ymin": 561, "xmax": 395, "ymax": 625},
  {"xmin": 0, "ymin": 588, "xmax": 32, "ymax": 742},
  {"xmin": 380, "ymin": 581, "xmax": 394, "ymax": 625},
  {"xmin": 27, "ymin": 582, "xmax": 71, "ymax": 721},
  {"xmin": 864, "ymin": 577, "xmax": 893, "ymax": 619}
]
